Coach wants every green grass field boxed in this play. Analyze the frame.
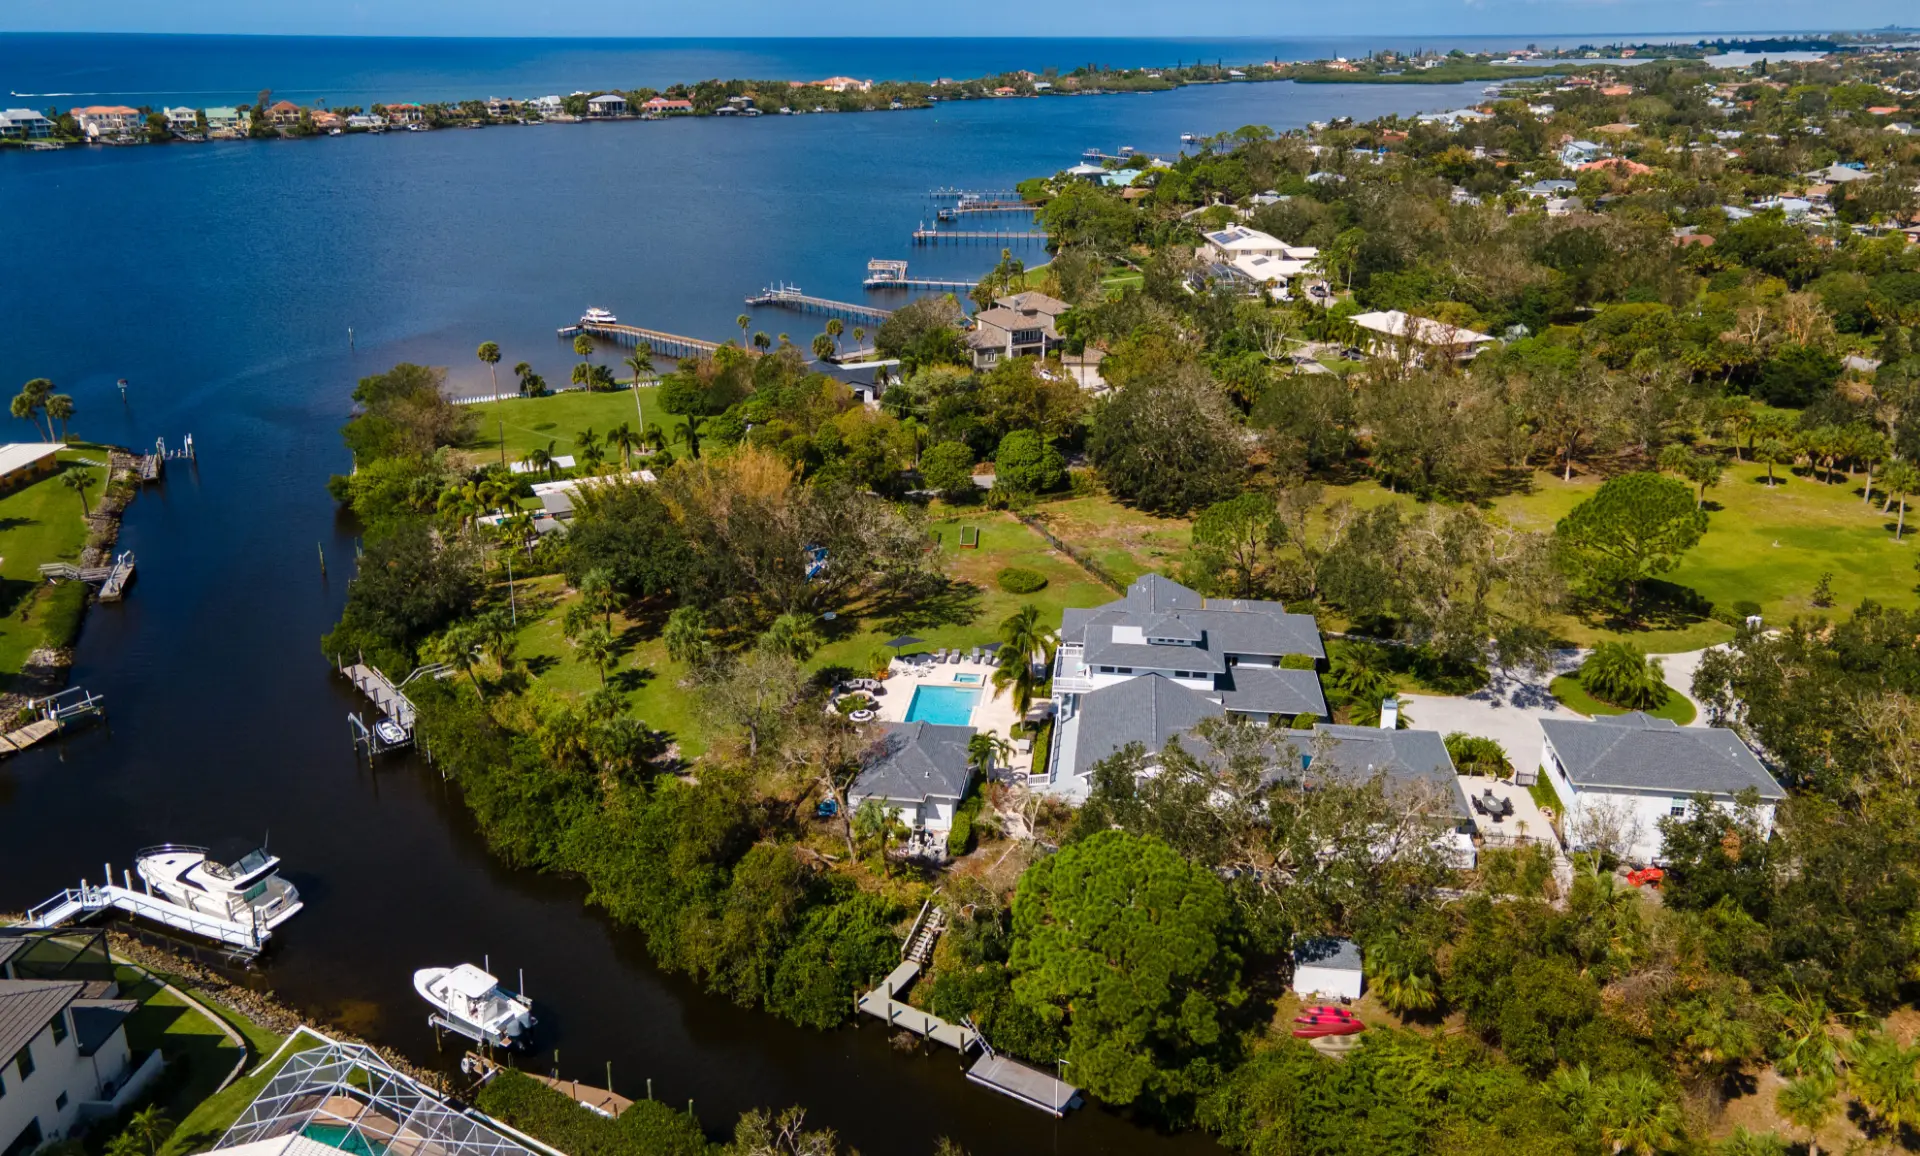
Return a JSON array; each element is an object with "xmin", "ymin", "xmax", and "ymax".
[
  {"xmin": 501, "ymin": 508, "xmax": 1114, "ymax": 756},
  {"xmin": 461, "ymin": 387, "xmax": 661, "ymax": 464},
  {"xmin": 114, "ymin": 964, "xmax": 287, "ymax": 1155},
  {"xmin": 1034, "ymin": 460, "xmax": 1920, "ymax": 652},
  {"xmin": 0, "ymin": 445, "xmax": 112, "ymax": 677}
]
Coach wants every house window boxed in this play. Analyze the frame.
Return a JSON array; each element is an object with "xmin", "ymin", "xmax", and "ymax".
[
  {"xmin": 13, "ymin": 1046, "xmax": 32, "ymax": 1081},
  {"xmin": 48, "ymin": 1015, "xmax": 66, "ymax": 1046},
  {"xmin": 1115, "ymin": 667, "xmax": 1133, "ymax": 675},
  {"xmin": 1098, "ymin": 665, "xmax": 1113, "ymax": 674},
  {"xmin": 1669, "ymin": 802, "xmax": 1687, "ymax": 817},
  {"xmin": 54, "ymin": 1092, "xmax": 67, "ymax": 1111}
]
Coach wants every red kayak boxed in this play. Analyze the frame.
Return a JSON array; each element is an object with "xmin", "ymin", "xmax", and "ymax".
[{"xmin": 1299, "ymin": 1005, "xmax": 1356, "ymax": 1018}]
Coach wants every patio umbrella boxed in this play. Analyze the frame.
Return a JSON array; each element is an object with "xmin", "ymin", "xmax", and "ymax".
[{"xmin": 883, "ymin": 635, "xmax": 924, "ymax": 649}]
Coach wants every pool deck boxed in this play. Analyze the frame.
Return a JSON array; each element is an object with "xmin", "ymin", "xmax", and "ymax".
[{"xmin": 877, "ymin": 657, "xmax": 1031, "ymax": 775}]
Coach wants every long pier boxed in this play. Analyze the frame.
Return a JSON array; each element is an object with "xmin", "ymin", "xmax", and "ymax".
[
  {"xmin": 863, "ymin": 259, "xmax": 976, "ymax": 291},
  {"xmin": 744, "ymin": 285, "xmax": 893, "ymax": 324},
  {"xmin": 936, "ymin": 202, "xmax": 1037, "ymax": 219},
  {"xmin": 559, "ymin": 322, "xmax": 721, "ymax": 359},
  {"xmin": 927, "ymin": 187, "xmax": 1018, "ymax": 200},
  {"xmin": 913, "ymin": 227, "xmax": 1049, "ymax": 244}
]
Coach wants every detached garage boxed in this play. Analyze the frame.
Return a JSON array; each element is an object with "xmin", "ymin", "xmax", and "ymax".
[{"xmin": 1292, "ymin": 937, "xmax": 1364, "ymax": 1002}]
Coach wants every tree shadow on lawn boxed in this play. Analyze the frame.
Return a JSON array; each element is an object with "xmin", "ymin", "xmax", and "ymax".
[
  {"xmin": 869, "ymin": 575, "xmax": 984, "ymax": 635},
  {"xmin": 522, "ymin": 655, "xmax": 560, "ymax": 677},
  {"xmin": 0, "ymin": 516, "xmax": 38, "ymax": 533},
  {"xmin": 1578, "ymin": 580, "xmax": 1714, "ymax": 635},
  {"xmin": 609, "ymin": 665, "xmax": 656, "ymax": 694}
]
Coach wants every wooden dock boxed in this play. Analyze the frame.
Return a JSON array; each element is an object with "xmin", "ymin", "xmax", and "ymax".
[
  {"xmin": 744, "ymin": 285, "xmax": 893, "ymax": 323},
  {"xmin": 913, "ymin": 227, "xmax": 1049, "ymax": 244},
  {"xmin": 967, "ymin": 1052, "xmax": 1080, "ymax": 1118},
  {"xmin": 562, "ymin": 322, "xmax": 721, "ymax": 359},
  {"xmin": 464, "ymin": 1054, "xmax": 634, "ymax": 1119},
  {"xmin": 863, "ymin": 258, "xmax": 975, "ymax": 291},
  {"xmin": 342, "ymin": 663, "xmax": 418, "ymax": 731},
  {"xmin": 936, "ymin": 202, "xmax": 1036, "ymax": 219},
  {"xmin": 0, "ymin": 719, "xmax": 59, "ymax": 755},
  {"xmin": 98, "ymin": 552, "xmax": 135, "ymax": 601},
  {"xmin": 41, "ymin": 552, "xmax": 137, "ymax": 601},
  {"xmin": 928, "ymin": 187, "xmax": 1018, "ymax": 200}
]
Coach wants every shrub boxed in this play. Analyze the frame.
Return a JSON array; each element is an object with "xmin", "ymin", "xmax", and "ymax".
[
  {"xmin": 835, "ymin": 694, "xmax": 874, "ymax": 715},
  {"xmin": 1579, "ymin": 642, "xmax": 1670, "ymax": 711},
  {"xmin": 997, "ymin": 567, "xmax": 1048, "ymax": 594},
  {"xmin": 474, "ymin": 1069, "xmax": 711, "ymax": 1156},
  {"xmin": 947, "ymin": 809, "xmax": 974, "ymax": 857},
  {"xmin": 1445, "ymin": 732, "xmax": 1512, "ymax": 777},
  {"xmin": 1280, "ymin": 653, "xmax": 1317, "ymax": 670},
  {"xmin": 1289, "ymin": 712, "xmax": 1319, "ymax": 730}
]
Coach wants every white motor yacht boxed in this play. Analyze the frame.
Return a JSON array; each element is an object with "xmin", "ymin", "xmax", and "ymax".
[
  {"xmin": 134, "ymin": 844, "xmax": 304, "ymax": 931},
  {"xmin": 581, "ymin": 306, "xmax": 618, "ymax": 326},
  {"xmin": 414, "ymin": 964, "xmax": 535, "ymax": 1048}
]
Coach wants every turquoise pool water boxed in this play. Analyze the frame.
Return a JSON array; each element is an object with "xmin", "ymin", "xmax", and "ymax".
[
  {"xmin": 953, "ymin": 672, "xmax": 983, "ymax": 684},
  {"xmin": 905, "ymin": 685, "xmax": 980, "ymax": 726},
  {"xmin": 301, "ymin": 1124, "xmax": 387, "ymax": 1156}
]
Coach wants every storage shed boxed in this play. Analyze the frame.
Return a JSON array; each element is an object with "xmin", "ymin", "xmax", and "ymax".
[{"xmin": 1292, "ymin": 937, "xmax": 1364, "ymax": 1001}]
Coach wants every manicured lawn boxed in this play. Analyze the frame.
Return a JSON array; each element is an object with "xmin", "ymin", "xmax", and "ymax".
[
  {"xmin": 115, "ymin": 965, "xmax": 284, "ymax": 1151},
  {"xmin": 0, "ymin": 445, "xmax": 112, "ymax": 677},
  {"xmin": 158, "ymin": 1033, "xmax": 316, "ymax": 1156},
  {"xmin": 501, "ymin": 509, "xmax": 1114, "ymax": 758},
  {"xmin": 462, "ymin": 387, "xmax": 661, "ymax": 464},
  {"xmin": 1033, "ymin": 463, "xmax": 1920, "ymax": 653},
  {"xmin": 1549, "ymin": 674, "xmax": 1698, "ymax": 726}
]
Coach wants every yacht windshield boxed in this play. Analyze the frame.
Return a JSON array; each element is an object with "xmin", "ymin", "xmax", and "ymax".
[{"xmin": 208, "ymin": 848, "xmax": 274, "ymax": 880}]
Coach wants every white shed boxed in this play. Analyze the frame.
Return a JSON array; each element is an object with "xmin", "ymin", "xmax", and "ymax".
[{"xmin": 1292, "ymin": 937, "xmax": 1364, "ymax": 1002}]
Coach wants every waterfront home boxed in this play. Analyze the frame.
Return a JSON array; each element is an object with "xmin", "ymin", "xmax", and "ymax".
[
  {"xmin": 847, "ymin": 721, "xmax": 976, "ymax": 833},
  {"xmin": 0, "ymin": 973, "xmax": 162, "ymax": 1154},
  {"xmin": 385, "ymin": 103, "xmax": 425, "ymax": 125},
  {"xmin": 0, "ymin": 109, "xmax": 55, "ymax": 139},
  {"xmin": 267, "ymin": 100, "xmax": 301, "ymax": 127},
  {"xmin": 812, "ymin": 76, "xmax": 873, "ymax": 93},
  {"xmin": 163, "ymin": 107, "xmax": 198, "ymax": 134},
  {"xmin": 69, "ymin": 106, "xmax": 139, "ymax": 139},
  {"xmin": 586, "ymin": 93, "xmax": 628, "ymax": 118},
  {"xmin": 485, "ymin": 97, "xmax": 518, "ymax": 118},
  {"xmin": 967, "ymin": 291, "xmax": 1070, "ymax": 370},
  {"xmin": 345, "ymin": 114, "xmax": 384, "ymax": 131},
  {"xmin": 1807, "ymin": 161, "xmax": 1872, "ymax": 183},
  {"xmin": 641, "ymin": 97, "xmax": 694, "ymax": 114},
  {"xmin": 1539, "ymin": 713, "xmax": 1785, "ymax": 865},
  {"xmin": 204, "ymin": 106, "xmax": 246, "ymax": 135},
  {"xmin": 530, "ymin": 95, "xmax": 563, "ymax": 118},
  {"xmin": 0, "ymin": 444, "xmax": 62, "ymax": 493},
  {"xmin": 1043, "ymin": 573, "xmax": 1327, "ymax": 799},
  {"xmin": 1349, "ymin": 310, "xmax": 1496, "ymax": 361},
  {"xmin": 310, "ymin": 110, "xmax": 342, "ymax": 131}
]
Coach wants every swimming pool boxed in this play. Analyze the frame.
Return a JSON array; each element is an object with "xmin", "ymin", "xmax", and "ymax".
[
  {"xmin": 953, "ymin": 672, "xmax": 983, "ymax": 685},
  {"xmin": 301, "ymin": 1124, "xmax": 387, "ymax": 1156},
  {"xmin": 905, "ymin": 684, "xmax": 980, "ymax": 726}
]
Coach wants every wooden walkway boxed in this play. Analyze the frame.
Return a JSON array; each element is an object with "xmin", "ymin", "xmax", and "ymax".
[
  {"xmin": 913, "ymin": 227, "xmax": 1048, "ymax": 244},
  {"xmin": 98, "ymin": 552, "xmax": 135, "ymax": 601},
  {"xmin": 744, "ymin": 285, "xmax": 893, "ymax": 323},
  {"xmin": 937, "ymin": 202, "xmax": 1036, "ymax": 219},
  {"xmin": 561, "ymin": 322, "xmax": 720, "ymax": 359},
  {"xmin": 927, "ymin": 187, "xmax": 1017, "ymax": 200},
  {"xmin": 342, "ymin": 663, "xmax": 417, "ymax": 731},
  {"xmin": 465, "ymin": 1054, "xmax": 634, "ymax": 1119},
  {"xmin": 0, "ymin": 719, "xmax": 59, "ymax": 755}
]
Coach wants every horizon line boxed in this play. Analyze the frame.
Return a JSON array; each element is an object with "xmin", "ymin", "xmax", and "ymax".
[{"xmin": 0, "ymin": 27, "xmax": 1894, "ymax": 41}]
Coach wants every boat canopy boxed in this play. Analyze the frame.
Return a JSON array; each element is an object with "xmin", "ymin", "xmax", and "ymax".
[{"xmin": 446, "ymin": 965, "xmax": 499, "ymax": 999}]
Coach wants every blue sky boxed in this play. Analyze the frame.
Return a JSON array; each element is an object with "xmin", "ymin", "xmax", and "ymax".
[{"xmin": 1, "ymin": 0, "xmax": 1912, "ymax": 38}]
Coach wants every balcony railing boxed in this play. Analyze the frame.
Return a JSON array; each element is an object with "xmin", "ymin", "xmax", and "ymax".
[{"xmin": 1052, "ymin": 645, "xmax": 1094, "ymax": 694}]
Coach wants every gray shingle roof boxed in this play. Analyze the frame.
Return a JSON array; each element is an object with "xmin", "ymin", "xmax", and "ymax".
[
  {"xmin": 851, "ymin": 721, "xmax": 975, "ymax": 806},
  {"xmin": 1068, "ymin": 575, "xmax": 1324, "ymax": 671},
  {"xmin": 1297, "ymin": 724, "xmax": 1470, "ymax": 817},
  {"xmin": 71, "ymin": 999, "xmax": 137, "ymax": 1057},
  {"xmin": 1540, "ymin": 713, "xmax": 1784, "ymax": 800},
  {"xmin": 1214, "ymin": 666, "xmax": 1327, "ymax": 719},
  {"xmin": 1293, "ymin": 936, "xmax": 1362, "ymax": 972},
  {"xmin": 1065, "ymin": 674, "xmax": 1223, "ymax": 778},
  {"xmin": 0, "ymin": 979, "xmax": 81, "ymax": 1061}
]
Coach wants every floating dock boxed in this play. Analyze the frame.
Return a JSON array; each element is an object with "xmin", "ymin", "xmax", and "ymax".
[
  {"xmin": 38, "ymin": 550, "xmax": 134, "ymax": 600},
  {"xmin": 744, "ymin": 284, "xmax": 893, "ymax": 323},
  {"xmin": 22, "ymin": 866, "xmax": 271, "ymax": 959},
  {"xmin": 967, "ymin": 1052, "xmax": 1080, "ymax": 1118}
]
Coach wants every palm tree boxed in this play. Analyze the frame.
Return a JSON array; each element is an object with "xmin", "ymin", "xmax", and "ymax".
[
  {"xmin": 573, "ymin": 333, "xmax": 595, "ymax": 384},
  {"xmin": 17, "ymin": 378, "xmax": 56, "ymax": 441},
  {"xmin": 852, "ymin": 326, "xmax": 865, "ymax": 350},
  {"xmin": 1848, "ymin": 1032, "xmax": 1920, "ymax": 1134},
  {"xmin": 45, "ymin": 394, "xmax": 74, "ymax": 442},
  {"xmin": 576, "ymin": 625, "xmax": 616, "ymax": 685},
  {"xmin": 1854, "ymin": 429, "xmax": 1890, "ymax": 506},
  {"xmin": 524, "ymin": 440, "xmax": 559, "ymax": 480},
  {"xmin": 580, "ymin": 566, "xmax": 617, "ymax": 628},
  {"xmin": 1592, "ymin": 1071, "xmax": 1681, "ymax": 1156},
  {"xmin": 62, "ymin": 470, "xmax": 91, "ymax": 516},
  {"xmin": 811, "ymin": 332, "xmax": 836, "ymax": 361},
  {"xmin": 623, "ymin": 351, "xmax": 651, "ymax": 387},
  {"xmin": 674, "ymin": 414, "xmax": 706, "ymax": 459},
  {"xmin": 1328, "ymin": 643, "xmax": 1395, "ymax": 724},
  {"xmin": 574, "ymin": 427, "xmax": 599, "ymax": 460},
  {"xmin": 1753, "ymin": 436, "xmax": 1794, "ymax": 488},
  {"xmin": 1777, "ymin": 1074, "xmax": 1838, "ymax": 1156},
  {"xmin": 1580, "ymin": 642, "xmax": 1669, "ymax": 710},
  {"xmin": 430, "ymin": 623, "xmax": 488, "ymax": 700},
  {"xmin": 476, "ymin": 341, "xmax": 502, "ymax": 395},
  {"xmin": 992, "ymin": 603, "xmax": 1058, "ymax": 716},
  {"xmin": 825, "ymin": 317, "xmax": 844, "ymax": 354},
  {"xmin": 759, "ymin": 612, "xmax": 823, "ymax": 661},
  {"xmin": 12, "ymin": 392, "xmax": 42, "ymax": 437},
  {"xmin": 125, "ymin": 1106, "xmax": 175, "ymax": 1156},
  {"xmin": 606, "ymin": 422, "xmax": 638, "ymax": 468},
  {"xmin": 751, "ymin": 331, "xmax": 772, "ymax": 354},
  {"xmin": 967, "ymin": 732, "xmax": 1013, "ymax": 779},
  {"xmin": 1763, "ymin": 987, "xmax": 1839, "ymax": 1080},
  {"xmin": 736, "ymin": 313, "xmax": 751, "ymax": 346},
  {"xmin": 1883, "ymin": 460, "xmax": 1920, "ymax": 542}
]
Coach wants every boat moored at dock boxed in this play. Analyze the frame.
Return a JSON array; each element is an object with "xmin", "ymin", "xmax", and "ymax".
[
  {"xmin": 581, "ymin": 306, "xmax": 618, "ymax": 325},
  {"xmin": 135, "ymin": 843, "xmax": 304, "ymax": 930},
  {"xmin": 415, "ymin": 963, "xmax": 536, "ymax": 1048}
]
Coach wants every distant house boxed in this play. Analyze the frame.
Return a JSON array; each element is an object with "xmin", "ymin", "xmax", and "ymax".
[
  {"xmin": 586, "ymin": 93, "xmax": 628, "ymax": 118},
  {"xmin": 0, "ymin": 973, "xmax": 162, "ymax": 1154},
  {"xmin": 0, "ymin": 444, "xmax": 61, "ymax": 492},
  {"xmin": 0, "ymin": 109, "xmax": 56, "ymax": 139},
  {"xmin": 641, "ymin": 97, "xmax": 693, "ymax": 114},
  {"xmin": 967, "ymin": 291, "xmax": 1070, "ymax": 370},
  {"xmin": 1063, "ymin": 162, "xmax": 1106, "ymax": 179},
  {"xmin": 1577, "ymin": 156, "xmax": 1652, "ymax": 177},
  {"xmin": 1523, "ymin": 178, "xmax": 1577, "ymax": 198},
  {"xmin": 1538, "ymin": 712, "xmax": 1786, "ymax": 864},
  {"xmin": 484, "ymin": 97, "xmax": 518, "ymax": 118},
  {"xmin": 847, "ymin": 721, "xmax": 975, "ymax": 832},
  {"xmin": 344, "ymin": 114, "xmax": 385, "ymax": 131},
  {"xmin": 309, "ymin": 110, "xmax": 342, "ymax": 131},
  {"xmin": 385, "ymin": 103, "xmax": 425, "ymax": 125},
  {"xmin": 812, "ymin": 76, "xmax": 872, "ymax": 93},
  {"xmin": 1807, "ymin": 162, "xmax": 1872, "ymax": 184},
  {"xmin": 1292, "ymin": 938, "xmax": 1364, "ymax": 1001},
  {"xmin": 1349, "ymin": 310, "xmax": 1496, "ymax": 360},
  {"xmin": 69, "ymin": 106, "xmax": 140, "ymax": 139},
  {"xmin": 530, "ymin": 95, "xmax": 564, "ymax": 118},
  {"xmin": 1200, "ymin": 225, "xmax": 1314, "ymax": 262},
  {"xmin": 267, "ymin": 100, "xmax": 301, "ymax": 126},
  {"xmin": 204, "ymin": 106, "xmax": 246, "ymax": 135},
  {"xmin": 163, "ymin": 107, "xmax": 198, "ymax": 133},
  {"xmin": 1752, "ymin": 196, "xmax": 1813, "ymax": 219},
  {"xmin": 1559, "ymin": 139, "xmax": 1604, "ymax": 166}
]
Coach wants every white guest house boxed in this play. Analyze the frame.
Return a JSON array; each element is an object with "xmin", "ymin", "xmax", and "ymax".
[
  {"xmin": 1538, "ymin": 712, "xmax": 1786, "ymax": 864},
  {"xmin": 0, "ymin": 975, "xmax": 158, "ymax": 1156}
]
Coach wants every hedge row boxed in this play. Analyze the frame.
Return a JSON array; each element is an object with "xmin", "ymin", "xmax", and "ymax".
[{"xmin": 474, "ymin": 1069, "xmax": 713, "ymax": 1156}]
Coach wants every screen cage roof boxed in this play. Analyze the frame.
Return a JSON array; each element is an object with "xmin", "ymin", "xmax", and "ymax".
[{"xmin": 217, "ymin": 1040, "xmax": 538, "ymax": 1156}]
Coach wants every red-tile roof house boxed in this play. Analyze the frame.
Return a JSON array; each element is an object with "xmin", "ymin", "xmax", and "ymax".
[
  {"xmin": 268, "ymin": 100, "xmax": 301, "ymax": 125},
  {"xmin": 642, "ymin": 97, "xmax": 693, "ymax": 113}
]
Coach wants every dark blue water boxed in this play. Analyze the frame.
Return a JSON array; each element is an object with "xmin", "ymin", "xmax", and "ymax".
[
  {"xmin": 0, "ymin": 31, "xmax": 1716, "ymax": 107},
  {"xmin": 0, "ymin": 76, "xmax": 1489, "ymax": 1155}
]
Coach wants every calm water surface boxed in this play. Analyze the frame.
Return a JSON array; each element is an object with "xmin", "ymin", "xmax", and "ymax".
[{"xmin": 2, "ymin": 80, "xmax": 1488, "ymax": 1154}]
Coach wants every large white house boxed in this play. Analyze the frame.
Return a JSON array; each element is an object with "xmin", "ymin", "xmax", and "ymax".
[
  {"xmin": 846, "ymin": 721, "xmax": 974, "ymax": 832},
  {"xmin": 1349, "ymin": 310, "xmax": 1496, "ymax": 361},
  {"xmin": 1539, "ymin": 712, "xmax": 1786, "ymax": 864},
  {"xmin": 1044, "ymin": 574, "xmax": 1328, "ymax": 798},
  {"xmin": 0, "ymin": 974, "xmax": 158, "ymax": 1156},
  {"xmin": 1199, "ymin": 225, "xmax": 1317, "ymax": 264}
]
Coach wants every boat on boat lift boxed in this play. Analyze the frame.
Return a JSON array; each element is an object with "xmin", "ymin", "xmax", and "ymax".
[
  {"xmin": 414, "ymin": 963, "xmax": 536, "ymax": 1048},
  {"xmin": 134, "ymin": 843, "xmax": 304, "ymax": 931}
]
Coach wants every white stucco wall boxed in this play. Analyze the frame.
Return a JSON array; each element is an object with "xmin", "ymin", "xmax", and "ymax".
[
  {"xmin": 1542, "ymin": 738, "xmax": 1777, "ymax": 864},
  {"xmin": 0, "ymin": 1008, "xmax": 130, "ymax": 1150},
  {"xmin": 1292, "ymin": 965, "xmax": 1364, "ymax": 1001}
]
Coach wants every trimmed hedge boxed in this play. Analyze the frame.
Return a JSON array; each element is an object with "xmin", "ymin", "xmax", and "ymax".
[
  {"xmin": 474, "ymin": 1069, "xmax": 714, "ymax": 1156},
  {"xmin": 997, "ymin": 567, "xmax": 1048, "ymax": 594}
]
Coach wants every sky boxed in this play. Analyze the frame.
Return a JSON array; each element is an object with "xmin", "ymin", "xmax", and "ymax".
[{"xmin": 1, "ymin": 0, "xmax": 1912, "ymax": 39}]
